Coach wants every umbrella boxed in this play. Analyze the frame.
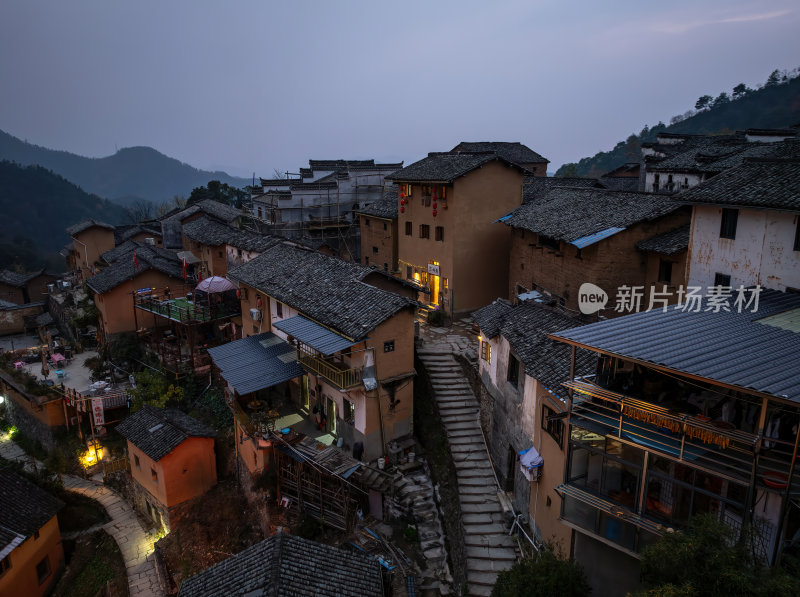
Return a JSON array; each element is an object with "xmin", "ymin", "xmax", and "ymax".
[{"xmin": 195, "ymin": 276, "xmax": 235, "ymax": 294}]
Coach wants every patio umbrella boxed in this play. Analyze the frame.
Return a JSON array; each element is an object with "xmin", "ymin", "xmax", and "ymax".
[{"xmin": 195, "ymin": 276, "xmax": 235, "ymax": 294}]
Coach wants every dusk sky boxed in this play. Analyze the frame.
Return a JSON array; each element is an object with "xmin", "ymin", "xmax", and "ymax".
[{"xmin": 1, "ymin": 0, "xmax": 798, "ymax": 178}]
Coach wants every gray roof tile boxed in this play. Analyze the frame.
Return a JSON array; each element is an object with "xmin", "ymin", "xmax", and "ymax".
[
  {"xmin": 677, "ymin": 158, "xmax": 800, "ymax": 211},
  {"xmin": 387, "ymin": 152, "xmax": 528, "ymax": 183},
  {"xmin": 636, "ymin": 224, "xmax": 690, "ymax": 255},
  {"xmin": 354, "ymin": 188, "xmax": 398, "ymax": 219},
  {"xmin": 472, "ymin": 299, "xmax": 513, "ymax": 339},
  {"xmin": 228, "ymin": 242, "xmax": 415, "ymax": 340},
  {"xmin": 116, "ymin": 406, "xmax": 215, "ymax": 462},
  {"xmin": 451, "ymin": 141, "xmax": 549, "ymax": 164},
  {"xmin": 182, "ymin": 216, "xmax": 281, "ymax": 252},
  {"xmin": 177, "ymin": 531, "xmax": 383, "ymax": 597},
  {"xmin": 523, "ymin": 176, "xmax": 603, "ymax": 204},
  {"xmin": 0, "ymin": 470, "xmax": 63, "ymax": 540},
  {"xmin": 88, "ymin": 244, "xmax": 183, "ymax": 294},
  {"xmin": 502, "ymin": 188, "xmax": 684, "ymax": 242},
  {"xmin": 67, "ymin": 219, "xmax": 115, "ymax": 236}
]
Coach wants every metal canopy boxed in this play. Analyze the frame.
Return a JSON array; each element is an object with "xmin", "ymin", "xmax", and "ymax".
[
  {"xmin": 207, "ymin": 332, "xmax": 303, "ymax": 396},
  {"xmin": 273, "ymin": 315, "xmax": 361, "ymax": 356},
  {"xmin": 569, "ymin": 226, "xmax": 626, "ymax": 249}
]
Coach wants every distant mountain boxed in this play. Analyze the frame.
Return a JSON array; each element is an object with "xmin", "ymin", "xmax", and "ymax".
[
  {"xmin": 0, "ymin": 161, "xmax": 130, "ymax": 270},
  {"xmin": 0, "ymin": 130, "xmax": 251, "ymax": 205},
  {"xmin": 557, "ymin": 71, "xmax": 800, "ymax": 177}
]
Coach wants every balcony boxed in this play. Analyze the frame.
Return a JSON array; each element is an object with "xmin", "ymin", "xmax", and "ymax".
[
  {"xmin": 134, "ymin": 288, "xmax": 240, "ymax": 324},
  {"xmin": 297, "ymin": 348, "xmax": 363, "ymax": 391},
  {"xmin": 564, "ymin": 378, "xmax": 759, "ymax": 483}
]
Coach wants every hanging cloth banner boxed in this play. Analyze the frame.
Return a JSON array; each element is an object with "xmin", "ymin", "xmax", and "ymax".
[{"xmin": 92, "ymin": 397, "xmax": 105, "ymax": 427}]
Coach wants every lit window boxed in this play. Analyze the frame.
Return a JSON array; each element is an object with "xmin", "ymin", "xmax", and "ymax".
[
  {"xmin": 481, "ymin": 341, "xmax": 491, "ymax": 363},
  {"xmin": 720, "ymin": 208, "xmax": 738, "ymax": 239}
]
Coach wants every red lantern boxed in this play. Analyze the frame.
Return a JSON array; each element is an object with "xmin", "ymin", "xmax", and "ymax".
[
  {"xmin": 400, "ymin": 199, "xmax": 405, "ymax": 206},
  {"xmin": 400, "ymin": 192, "xmax": 405, "ymax": 198},
  {"xmin": 400, "ymin": 207, "xmax": 405, "ymax": 213},
  {"xmin": 433, "ymin": 202, "xmax": 437, "ymax": 210},
  {"xmin": 432, "ymin": 209, "xmax": 437, "ymax": 217}
]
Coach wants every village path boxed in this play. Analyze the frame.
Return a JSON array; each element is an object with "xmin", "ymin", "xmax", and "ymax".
[
  {"xmin": 417, "ymin": 320, "xmax": 518, "ymax": 597},
  {"xmin": 0, "ymin": 431, "xmax": 164, "ymax": 597}
]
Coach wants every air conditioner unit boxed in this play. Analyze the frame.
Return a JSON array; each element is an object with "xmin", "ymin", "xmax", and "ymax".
[
  {"xmin": 250, "ymin": 308, "xmax": 262, "ymax": 321},
  {"xmin": 144, "ymin": 237, "xmax": 156, "ymax": 245}
]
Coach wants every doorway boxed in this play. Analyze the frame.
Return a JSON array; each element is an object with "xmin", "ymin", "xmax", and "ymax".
[
  {"xmin": 430, "ymin": 274, "xmax": 440, "ymax": 306},
  {"xmin": 327, "ymin": 397, "xmax": 338, "ymax": 435}
]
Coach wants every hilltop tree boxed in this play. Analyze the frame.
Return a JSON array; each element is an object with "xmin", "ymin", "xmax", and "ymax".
[
  {"xmin": 766, "ymin": 69, "xmax": 782, "ymax": 87},
  {"xmin": 187, "ymin": 180, "xmax": 247, "ymax": 208},
  {"xmin": 713, "ymin": 92, "xmax": 731, "ymax": 107},
  {"xmin": 695, "ymin": 95, "xmax": 713, "ymax": 110},
  {"xmin": 732, "ymin": 83, "xmax": 751, "ymax": 99}
]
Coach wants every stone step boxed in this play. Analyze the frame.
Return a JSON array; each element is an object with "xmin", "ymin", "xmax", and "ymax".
[
  {"xmin": 466, "ymin": 558, "xmax": 514, "ymax": 573},
  {"xmin": 460, "ymin": 494, "xmax": 502, "ymax": 506},
  {"xmin": 460, "ymin": 502, "xmax": 504, "ymax": 515},
  {"xmin": 444, "ymin": 421, "xmax": 481, "ymax": 431},
  {"xmin": 452, "ymin": 451, "xmax": 488, "ymax": 463},
  {"xmin": 457, "ymin": 479, "xmax": 498, "ymax": 491},
  {"xmin": 466, "ymin": 571, "xmax": 502, "ymax": 587},
  {"xmin": 462, "ymin": 512, "xmax": 497, "ymax": 525},
  {"xmin": 447, "ymin": 434, "xmax": 483, "ymax": 446},
  {"xmin": 464, "ymin": 534, "xmax": 518, "ymax": 548},
  {"xmin": 457, "ymin": 474, "xmax": 496, "ymax": 485},
  {"xmin": 449, "ymin": 442, "xmax": 484, "ymax": 453},
  {"xmin": 466, "ymin": 583, "xmax": 493, "ymax": 597},
  {"xmin": 446, "ymin": 428, "xmax": 481, "ymax": 438},
  {"xmin": 440, "ymin": 414, "xmax": 479, "ymax": 425},
  {"xmin": 465, "ymin": 546, "xmax": 517, "ymax": 561},
  {"xmin": 454, "ymin": 461, "xmax": 493, "ymax": 473},
  {"xmin": 436, "ymin": 407, "xmax": 479, "ymax": 417},
  {"xmin": 462, "ymin": 523, "xmax": 507, "ymax": 536}
]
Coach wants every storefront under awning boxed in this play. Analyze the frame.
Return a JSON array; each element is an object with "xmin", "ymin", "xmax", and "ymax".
[
  {"xmin": 207, "ymin": 332, "xmax": 303, "ymax": 395},
  {"xmin": 273, "ymin": 315, "xmax": 361, "ymax": 356}
]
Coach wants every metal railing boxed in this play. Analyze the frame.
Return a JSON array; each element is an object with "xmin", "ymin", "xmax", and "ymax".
[
  {"xmin": 297, "ymin": 348, "xmax": 363, "ymax": 390},
  {"xmin": 565, "ymin": 379, "xmax": 759, "ymax": 483},
  {"xmin": 134, "ymin": 287, "xmax": 240, "ymax": 323}
]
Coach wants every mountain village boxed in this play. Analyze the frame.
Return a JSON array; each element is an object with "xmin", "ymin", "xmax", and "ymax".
[{"xmin": 2, "ymin": 128, "xmax": 800, "ymax": 597}]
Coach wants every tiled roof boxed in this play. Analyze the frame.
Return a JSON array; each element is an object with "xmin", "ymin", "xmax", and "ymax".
[
  {"xmin": 451, "ymin": 141, "xmax": 549, "ymax": 164},
  {"xmin": 87, "ymin": 244, "xmax": 183, "ymax": 294},
  {"xmin": 0, "ymin": 268, "xmax": 44, "ymax": 287},
  {"xmin": 473, "ymin": 301, "xmax": 595, "ymax": 395},
  {"xmin": 499, "ymin": 302, "xmax": 597, "ymax": 395},
  {"xmin": 501, "ymin": 188, "xmax": 684, "ymax": 243},
  {"xmin": 228, "ymin": 242, "xmax": 415, "ymax": 340},
  {"xmin": 636, "ymin": 224, "xmax": 690, "ymax": 255},
  {"xmin": 0, "ymin": 470, "xmax": 64, "ymax": 540},
  {"xmin": 472, "ymin": 299, "xmax": 513, "ymax": 339},
  {"xmin": 163, "ymin": 199, "xmax": 242, "ymax": 225},
  {"xmin": 116, "ymin": 406, "xmax": 215, "ymax": 462},
  {"xmin": 551, "ymin": 289, "xmax": 800, "ymax": 403},
  {"xmin": 354, "ymin": 188, "xmax": 398, "ymax": 219},
  {"xmin": 289, "ymin": 180, "xmax": 338, "ymax": 190},
  {"xmin": 307, "ymin": 159, "xmax": 402, "ymax": 172},
  {"xmin": 678, "ymin": 158, "xmax": 800, "ymax": 211},
  {"xmin": 182, "ymin": 216, "xmax": 281, "ymax": 252},
  {"xmin": 387, "ymin": 152, "xmax": 528, "ymax": 183},
  {"xmin": 597, "ymin": 177, "xmax": 640, "ymax": 192},
  {"xmin": 177, "ymin": 531, "xmax": 383, "ymax": 597},
  {"xmin": 259, "ymin": 178, "xmax": 293, "ymax": 187},
  {"xmin": 523, "ymin": 176, "xmax": 603, "ymax": 204},
  {"xmin": 114, "ymin": 224, "xmax": 161, "ymax": 245},
  {"xmin": 67, "ymin": 219, "xmax": 115, "ymax": 236}
]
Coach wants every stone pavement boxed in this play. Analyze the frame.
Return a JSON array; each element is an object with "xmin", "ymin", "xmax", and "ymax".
[
  {"xmin": 417, "ymin": 340, "xmax": 518, "ymax": 597},
  {"xmin": 0, "ymin": 432, "xmax": 164, "ymax": 597}
]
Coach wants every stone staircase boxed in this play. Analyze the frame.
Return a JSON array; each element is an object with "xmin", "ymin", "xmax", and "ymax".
[{"xmin": 417, "ymin": 344, "xmax": 518, "ymax": 597}]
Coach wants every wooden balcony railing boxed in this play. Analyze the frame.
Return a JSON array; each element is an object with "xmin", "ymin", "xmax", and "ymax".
[{"xmin": 297, "ymin": 348, "xmax": 362, "ymax": 390}]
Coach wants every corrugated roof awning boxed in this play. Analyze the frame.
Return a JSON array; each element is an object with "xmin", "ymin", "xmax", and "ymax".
[
  {"xmin": 207, "ymin": 332, "xmax": 303, "ymax": 396},
  {"xmin": 569, "ymin": 226, "xmax": 626, "ymax": 249},
  {"xmin": 273, "ymin": 315, "xmax": 361, "ymax": 356}
]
